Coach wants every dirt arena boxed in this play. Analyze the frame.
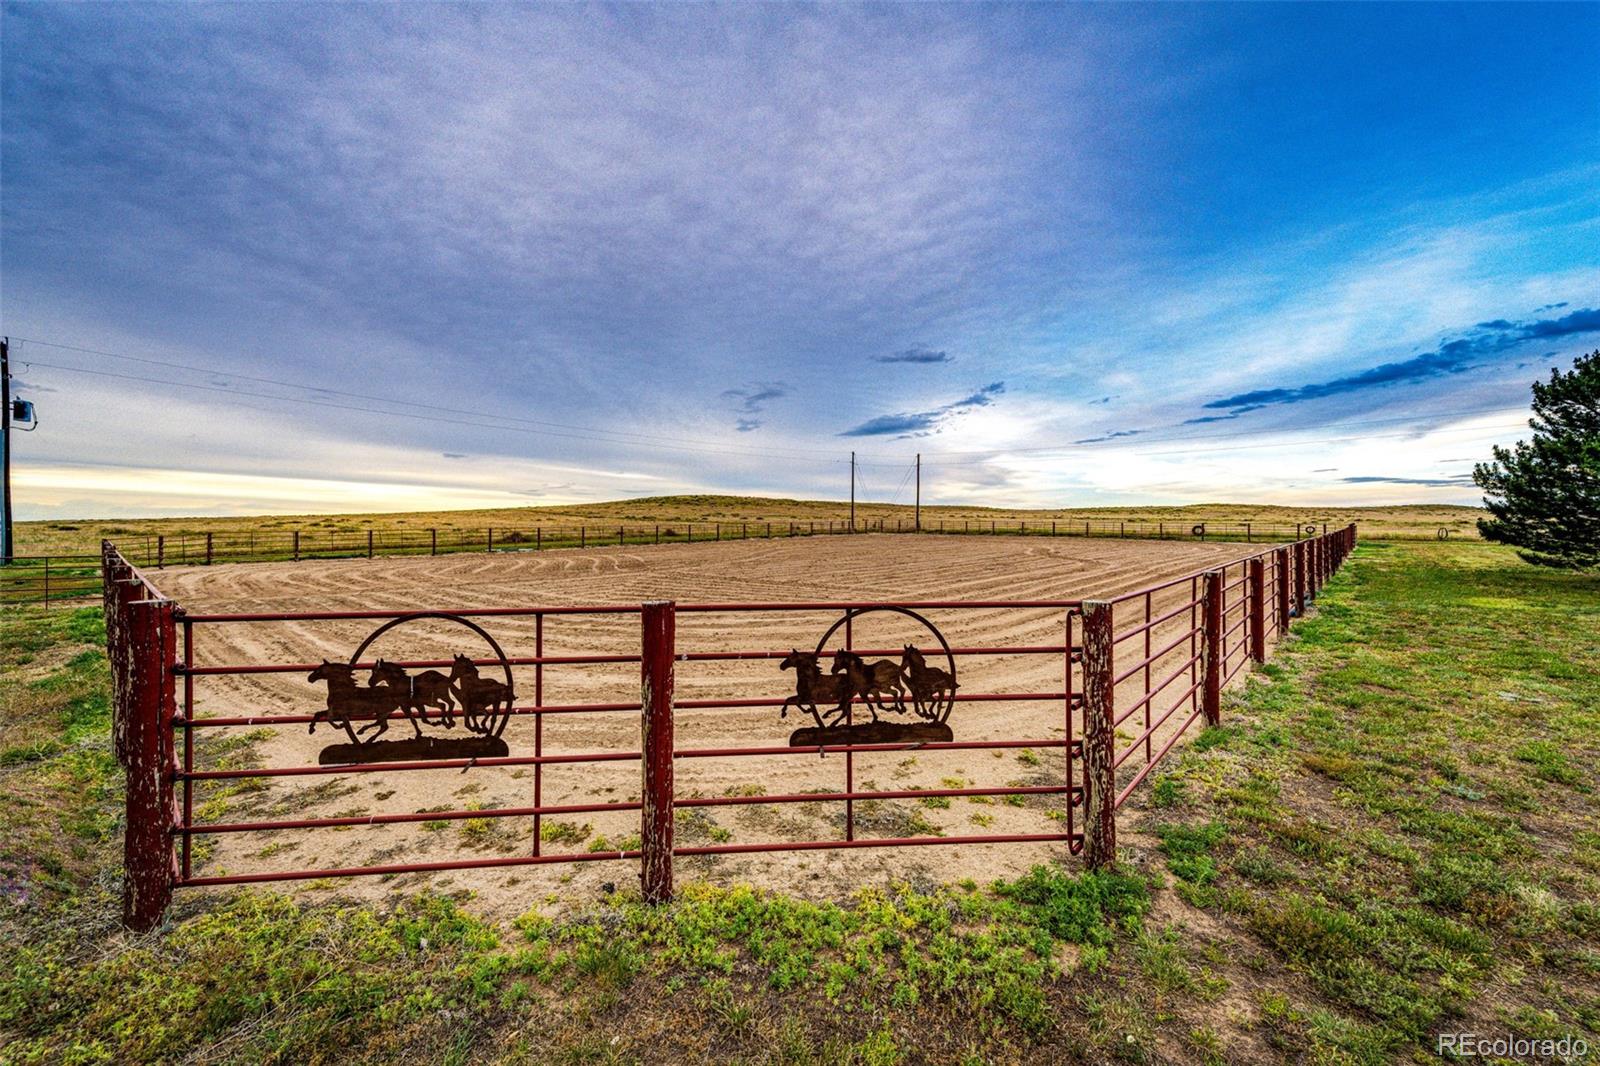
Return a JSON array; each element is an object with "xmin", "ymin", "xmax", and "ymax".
[{"xmin": 160, "ymin": 533, "xmax": 1276, "ymax": 917}]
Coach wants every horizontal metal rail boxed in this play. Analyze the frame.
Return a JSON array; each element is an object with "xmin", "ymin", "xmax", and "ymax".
[
  {"xmin": 177, "ymin": 642, "xmax": 1076, "ymax": 678},
  {"xmin": 178, "ymin": 830, "xmax": 1083, "ymax": 888},
  {"xmin": 1113, "ymin": 626, "xmax": 1199, "ymax": 686},
  {"xmin": 1111, "ymin": 596, "xmax": 1203, "ymax": 644},
  {"xmin": 1114, "ymin": 652, "xmax": 1201, "ymax": 727},
  {"xmin": 181, "ymin": 598, "xmax": 1086, "ymax": 624},
  {"xmin": 183, "ymin": 784, "xmax": 1079, "ymax": 836},
  {"xmin": 181, "ymin": 690, "xmax": 1077, "ymax": 729}
]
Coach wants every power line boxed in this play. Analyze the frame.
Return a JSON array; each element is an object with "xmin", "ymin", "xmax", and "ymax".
[
  {"xmin": 12, "ymin": 338, "xmax": 875, "ymax": 465},
  {"xmin": 13, "ymin": 334, "xmax": 1532, "ymax": 475},
  {"xmin": 20, "ymin": 358, "xmax": 865, "ymax": 468}
]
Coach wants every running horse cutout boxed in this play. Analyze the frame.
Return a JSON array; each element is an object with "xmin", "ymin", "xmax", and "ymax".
[
  {"xmin": 309, "ymin": 614, "xmax": 516, "ymax": 765},
  {"xmin": 782, "ymin": 607, "xmax": 959, "ymax": 747}
]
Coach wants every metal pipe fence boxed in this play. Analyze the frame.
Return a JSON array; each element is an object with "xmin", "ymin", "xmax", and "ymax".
[
  {"xmin": 101, "ymin": 525, "xmax": 1356, "ymax": 930},
  {"xmin": 12, "ymin": 517, "xmax": 1356, "ymax": 606}
]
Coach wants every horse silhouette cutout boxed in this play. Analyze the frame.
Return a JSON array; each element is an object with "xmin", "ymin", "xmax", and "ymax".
[
  {"xmin": 369, "ymin": 659, "xmax": 458, "ymax": 728},
  {"xmin": 308, "ymin": 660, "xmax": 419, "ymax": 743},
  {"xmin": 829, "ymin": 649, "xmax": 907, "ymax": 722},
  {"xmin": 449, "ymin": 654, "xmax": 514, "ymax": 735},
  {"xmin": 779, "ymin": 650, "xmax": 848, "ymax": 729},
  {"xmin": 900, "ymin": 644, "xmax": 958, "ymax": 722}
]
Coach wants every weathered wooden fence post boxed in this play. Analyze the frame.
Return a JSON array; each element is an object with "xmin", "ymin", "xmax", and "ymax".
[
  {"xmin": 431, "ymin": 528, "xmax": 438, "ymax": 555},
  {"xmin": 293, "ymin": 530, "xmax": 300, "ymax": 563},
  {"xmin": 1293, "ymin": 540, "xmax": 1307, "ymax": 615},
  {"xmin": 367, "ymin": 529, "xmax": 374, "ymax": 559},
  {"xmin": 1202, "ymin": 571, "xmax": 1223, "ymax": 725},
  {"xmin": 123, "ymin": 596, "xmax": 177, "ymax": 931},
  {"xmin": 1082, "ymin": 600, "xmax": 1116, "ymax": 869},
  {"xmin": 205, "ymin": 532, "xmax": 214, "ymax": 566},
  {"xmin": 1275, "ymin": 547, "xmax": 1291, "ymax": 632},
  {"xmin": 640, "ymin": 600, "xmax": 676, "ymax": 903},
  {"xmin": 156, "ymin": 535, "xmax": 165, "ymax": 569},
  {"xmin": 1248, "ymin": 557, "xmax": 1267, "ymax": 662}
]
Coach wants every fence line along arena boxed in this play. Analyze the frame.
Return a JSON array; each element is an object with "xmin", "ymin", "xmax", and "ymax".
[{"xmin": 104, "ymin": 527, "xmax": 1355, "ymax": 929}]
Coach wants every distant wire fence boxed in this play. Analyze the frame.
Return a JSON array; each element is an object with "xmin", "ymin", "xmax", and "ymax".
[
  {"xmin": 100, "ymin": 525, "xmax": 1356, "ymax": 930},
  {"xmin": 0, "ymin": 555, "xmax": 105, "ymax": 607},
  {"xmin": 5, "ymin": 517, "xmax": 1344, "ymax": 606}
]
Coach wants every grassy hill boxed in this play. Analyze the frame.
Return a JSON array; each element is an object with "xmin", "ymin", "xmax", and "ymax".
[{"xmin": 16, "ymin": 495, "xmax": 1484, "ymax": 555}]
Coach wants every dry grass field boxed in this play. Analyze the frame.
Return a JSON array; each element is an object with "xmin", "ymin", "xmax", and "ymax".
[
  {"xmin": 161, "ymin": 533, "xmax": 1264, "ymax": 915},
  {"xmin": 14, "ymin": 494, "xmax": 1482, "ymax": 555}
]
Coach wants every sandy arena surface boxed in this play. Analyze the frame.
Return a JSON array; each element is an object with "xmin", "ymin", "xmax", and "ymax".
[{"xmin": 159, "ymin": 533, "xmax": 1278, "ymax": 917}]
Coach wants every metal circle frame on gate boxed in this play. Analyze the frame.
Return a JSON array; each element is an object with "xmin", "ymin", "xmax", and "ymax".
[
  {"xmin": 349, "ymin": 612, "xmax": 517, "ymax": 739},
  {"xmin": 811, "ymin": 606, "xmax": 958, "ymax": 724}
]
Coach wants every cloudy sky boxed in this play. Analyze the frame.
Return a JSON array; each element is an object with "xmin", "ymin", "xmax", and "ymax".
[{"xmin": 3, "ymin": 3, "xmax": 1597, "ymax": 519}]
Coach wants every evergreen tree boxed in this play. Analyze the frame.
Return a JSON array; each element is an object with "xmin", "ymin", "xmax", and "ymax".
[{"xmin": 1474, "ymin": 350, "xmax": 1600, "ymax": 569}]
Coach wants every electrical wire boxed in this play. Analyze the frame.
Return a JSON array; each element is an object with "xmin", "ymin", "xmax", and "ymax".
[
  {"xmin": 12, "ymin": 338, "xmax": 861, "ymax": 464},
  {"xmin": 20, "ymin": 358, "xmax": 862, "ymax": 467},
  {"xmin": 13, "ymin": 335, "xmax": 1531, "ymax": 479}
]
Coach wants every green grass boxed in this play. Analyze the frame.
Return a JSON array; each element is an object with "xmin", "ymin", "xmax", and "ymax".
[
  {"xmin": 1126, "ymin": 540, "xmax": 1599, "ymax": 1059},
  {"xmin": 1, "ymin": 540, "xmax": 1595, "ymax": 1062}
]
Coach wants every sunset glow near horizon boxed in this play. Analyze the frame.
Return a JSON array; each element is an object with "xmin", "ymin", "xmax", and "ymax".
[{"xmin": 3, "ymin": 4, "xmax": 1598, "ymax": 520}]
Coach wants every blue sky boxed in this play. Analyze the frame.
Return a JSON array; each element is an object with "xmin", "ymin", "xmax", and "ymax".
[{"xmin": 3, "ymin": 3, "xmax": 1597, "ymax": 518}]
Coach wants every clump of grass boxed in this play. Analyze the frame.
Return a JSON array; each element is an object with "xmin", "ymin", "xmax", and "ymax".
[
  {"xmin": 1151, "ymin": 774, "xmax": 1186, "ymax": 808},
  {"xmin": 1512, "ymin": 740, "xmax": 1583, "ymax": 787},
  {"xmin": 587, "ymin": 833, "xmax": 642, "ymax": 853},
  {"xmin": 539, "ymin": 820, "xmax": 592, "ymax": 847},
  {"xmin": 1156, "ymin": 821, "xmax": 1226, "ymax": 887}
]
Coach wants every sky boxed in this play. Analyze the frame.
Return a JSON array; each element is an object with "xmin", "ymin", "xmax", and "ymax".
[{"xmin": 2, "ymin": 2, "xmax": 1598, "ymax": 519}]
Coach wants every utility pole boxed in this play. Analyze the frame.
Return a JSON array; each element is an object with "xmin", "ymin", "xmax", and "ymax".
[
  {"xmin": 849, "ymin": 451, "xmax": 856, "ymax": 532},
  {"xmin": 2, "ymin": 337, "xmax": 12, "ymax": 565},
  {"xmin": 915, "ymin": 453, "xmax": 921, "ymax": 532}
]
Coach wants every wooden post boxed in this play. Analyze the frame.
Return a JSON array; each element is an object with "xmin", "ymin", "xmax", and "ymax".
[
  {"xmin": 367, "ymin": 529, "xmax": 374, "ymax": 559},
  {"xmin": 619, "ymin": 525, "xmax": 625, "ymax": 546},
  {"xmin": 123, "ymin": 597, "xmax": 177, "ymax": 931},
  {"xmin": 487, "ymin": 528, "xmax": 494, "ymax": 553},
  {"xmin": 654, "ymin": 524, "xmax": 659, "ymax": 546},
  {"xmin": 205, "ymin": 532, "xmax": 213, "ymax": 566},
  {"xmin": 1275, "ymin": 548, "xmax": 1291, "ymax": 632},
  {"xmin": 156, "ymin": 535, "xmax": 165, "ymax": 569},
  {"xmin": 640, "ymin": 601, "xmax": 675, "ymax": 904},
  {"xmin": 431, "ymin": 528, "xmax": 438, "ymax": 555},
  {"xmin": 914, "ymin": 452, "xmax": 920, "ymax": 531},
  {"xmin": 1202, "ymin": 570, "xmax": 1223, "ymax": 726},
  {"xmin": 1082, "ymin": 600, "xmax": 1116, "ymax": 869},
  {"xmin": 293, "ymin": 530, "xmax": 300, "ymax": 563},
  {"xmin": 1248, "ymin": 557, "xmax": 1267, "ymax": 661},
  {"xmin": 1294, "ymin": 540, "xmax": 1307, "ymax": 614},
  {"xmin": 580, "ymin": 526, "xmax": 585, "ymax": 549}
]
